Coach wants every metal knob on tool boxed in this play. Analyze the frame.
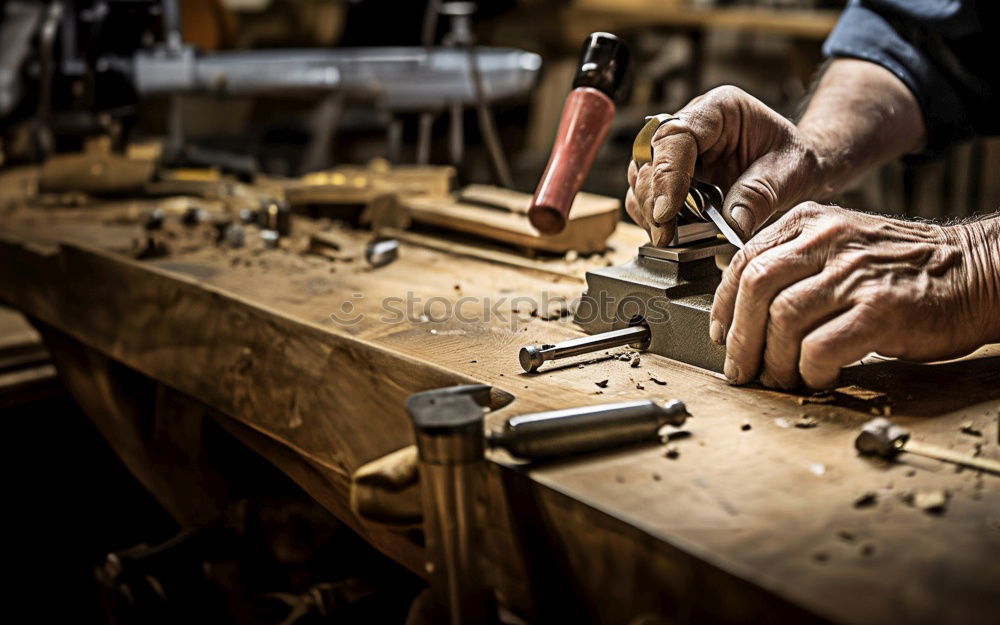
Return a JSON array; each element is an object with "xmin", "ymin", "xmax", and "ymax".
[
  {"xmin": 855, "ymin": 418, "xmax": 1000, "ymax": 476},
  {"xmin": 519, "ymin": 324, "xmax": 650, "ymax": 373},
  {"xmin": 488, "ymin": 399, "xmax": 689, "ymax": 459},
  {"xmin": 528, "ymin": 32, "xmax": 629, "ymax": 234}
]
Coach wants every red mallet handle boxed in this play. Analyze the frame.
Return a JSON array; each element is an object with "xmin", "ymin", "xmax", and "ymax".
[{"xmin": 528, "ymin": 87, "xmax": 616, "ymax": 235}]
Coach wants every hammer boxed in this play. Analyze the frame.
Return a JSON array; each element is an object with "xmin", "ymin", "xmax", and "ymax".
[
  {"xmin": 528, "ymin": 32, "xmax": 629, "ymax": 234},
  {"xmin": 855, "ymin": 418, "xmax": 1000, "ymax": 476}
]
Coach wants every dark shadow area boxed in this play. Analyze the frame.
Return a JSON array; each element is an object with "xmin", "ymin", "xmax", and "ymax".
[
  {"xmin": 2, "ymin": 386, "xmax": 423, "ymax": 625},
  {"xmin": 838, "ymin": 355, "xmax": 1000, "ymax": 417}
]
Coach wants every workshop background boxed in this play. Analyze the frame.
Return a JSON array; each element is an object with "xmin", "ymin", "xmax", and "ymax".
[{"xmin": 1, "ymin": 1, "xmax": 998, "ymax": 624}]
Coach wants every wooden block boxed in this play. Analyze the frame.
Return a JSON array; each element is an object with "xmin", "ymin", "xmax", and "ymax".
[
  {"xmin": 39, "ymin": 136, "xmax": 156, "ymax": 194},
  {"xmin": 393, "ymin": 184, "xmax": 620, "ymax": 254},
  {"xmin": 285, "ymin": 160, "xmax": 455, "ymax": 208}
]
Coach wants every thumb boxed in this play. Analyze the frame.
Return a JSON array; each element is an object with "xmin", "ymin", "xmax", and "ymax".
[{"xmin": 722, "ymin": 150, "xmax": 806, "ymax": 239}]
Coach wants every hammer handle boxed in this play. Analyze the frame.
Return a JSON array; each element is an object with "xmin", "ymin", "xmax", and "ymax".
[
  {"xmin": 906, "ymin": 440, "xmax": 1000, "ymax": 476},
  {"xmin": 528, "ymin": 87, "xmax": 615, "ymax": 234}
]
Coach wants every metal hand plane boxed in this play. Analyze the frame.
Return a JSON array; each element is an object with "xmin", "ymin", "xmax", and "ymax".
[{"xmin": 571, "ymin": 115, "xmax": 746, "ymax": 374}]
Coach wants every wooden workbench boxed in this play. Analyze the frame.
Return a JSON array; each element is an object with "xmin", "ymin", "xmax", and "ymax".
[{"xmin": 0, "ymin": 166, "xmax": 997, "ymax": 625}]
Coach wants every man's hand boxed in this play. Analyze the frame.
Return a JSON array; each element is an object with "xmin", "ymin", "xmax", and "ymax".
[
  {"xmin": 710, "ymin": 204, "xmax": 1000, "ymax": 389},
  {"xmin": 626, "ymin": 59, "xmax": 928, "ymax": 247},
  {"xmin": 626, "ymin": 85, "xmax": 821, "ymax": 246}
]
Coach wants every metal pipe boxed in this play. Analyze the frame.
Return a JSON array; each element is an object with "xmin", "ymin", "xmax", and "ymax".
[
  {"xmin": 488, "ymin": 399, "xmax": 689, "ymax": 459},
  {"xmin": 519, "ymin": 325, "xmax": 650, "ymax": 372},
  {"xmin": 408, "ymin": 385, "xmax": 494, "ymax": 625}
]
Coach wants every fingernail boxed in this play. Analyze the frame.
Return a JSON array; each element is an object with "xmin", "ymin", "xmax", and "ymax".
[
  {"xmin": 730, "ymin": 205, "xmax": 754, "ymax": 237},
  {"xmin": 723, "ymin": 357, "xmax": 740, "ymax": 383},
  {"xmin": 709, "ymin": 319, "xmax": 726, "ymax": 344},
  {"xmin": 652, "ymin": 196, "xmax": 669, "ymax": 223}
]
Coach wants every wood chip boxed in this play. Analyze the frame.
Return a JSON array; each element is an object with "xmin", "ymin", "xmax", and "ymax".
[
  {"xmin": 795, "ymin": 415, "xmax": 820, "ymax": 429},
  {"xmin": 648, "ymin": 372, "xmax": 667, "ymax": 385},
  {"xmin": 796, "ymin": 393, "xmax": 834, "ymax": 405},
  {"xmin": 595, "ymin": 379, "xmax": 609, "ymax": 388},
  {"xmin": 664, "ymin": 445, "xmax": 680, "ymax": 459},
  {"xmin": 853, "ymin": 492, "xmax": 878, "ymax": 509},
  {"xmin": 635, "ymin": 383, "xmax": 645, "ymax": 390},
  {"xmin": 909, "ymin": 489, "xmax": 948, "ymax": 514},
  {"xmin": 630, "ymin": 354, "xmax": 641, "ymax": 368},
  {"xmin": 960, "ymin": 421, "xmax": 983, "ymax": 437}
]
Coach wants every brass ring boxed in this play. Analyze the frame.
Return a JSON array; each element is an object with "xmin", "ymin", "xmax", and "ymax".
[{"xmin": 631, "ymin": 114, "xmax": 680, "ymax": 168}]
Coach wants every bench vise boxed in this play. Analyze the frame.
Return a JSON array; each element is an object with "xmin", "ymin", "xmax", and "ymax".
[{"xmin": 525, "ymin": 41, "xmax": 743, "ymax": 373}]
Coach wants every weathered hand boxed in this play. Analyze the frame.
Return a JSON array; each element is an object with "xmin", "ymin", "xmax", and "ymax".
[
  {"xmin": 709, "ymin": 203, "xmax": 1000, "ymax": 389},
  {"xmin": 625, "ymin": 86, "xmax": 820, "ymax": 246}
]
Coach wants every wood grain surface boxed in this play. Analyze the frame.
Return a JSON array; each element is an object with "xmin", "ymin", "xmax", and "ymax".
[{"xmin": 0, "ymin": 169, "xmax": 997, "ymax": 625}]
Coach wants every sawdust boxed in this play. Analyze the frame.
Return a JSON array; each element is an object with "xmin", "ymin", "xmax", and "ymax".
[{"xmin": 795, "ymin": 415, "xmax": 820, "ymax": 429}]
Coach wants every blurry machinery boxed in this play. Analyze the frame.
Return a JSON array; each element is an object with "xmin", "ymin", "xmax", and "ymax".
[{"xmin": 0, "ymin": 0, "xmax": 541, "ymax": 178}]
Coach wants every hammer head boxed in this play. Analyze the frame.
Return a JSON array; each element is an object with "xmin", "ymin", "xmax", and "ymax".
[{"xmin": 855, "ymin": 418, "xmax": 910, "ymax": 458}]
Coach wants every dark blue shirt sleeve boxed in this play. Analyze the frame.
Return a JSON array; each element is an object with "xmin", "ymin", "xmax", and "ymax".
[{"xmin": 822, "ymin": 0, "xmax": 993, "ymax": 155}]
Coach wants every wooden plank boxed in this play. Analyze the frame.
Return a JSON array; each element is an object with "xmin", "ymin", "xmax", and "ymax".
[
  {"xmin": 394, "ymin": 185, "xmax": 620, "ymax": 254},
  {"xmin": 0, "ymin": 201, "xmax": 998, "ymax": 625}
]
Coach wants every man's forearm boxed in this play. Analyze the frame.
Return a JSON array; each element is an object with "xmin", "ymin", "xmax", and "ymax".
[{"xmin": 796, "ymin": 58, "xmax": 927, "ymax": 198}]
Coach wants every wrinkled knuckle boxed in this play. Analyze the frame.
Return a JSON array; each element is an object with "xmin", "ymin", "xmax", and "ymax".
[
  {"xmin": 767, "ymin": 292, "xmax": 798, "ymax": 333},
  {"xmin": 793, "ymin": 201, "xmax": 823, "ymax": 219},
  {"xmin": 737, "ymin": 178, "xmax": 779, "ymax": 212},
  {"xmin": 799, "ymin": 333, "xmax": 829, "ymax": 366},
  {"xmin": 705, "ymin": 85, "xmax": 747, "ymax": 105},
  {"xmin": 740, "ymin": 257, "xmax": 776, "ymax": 294},
  {"xmin": 651, "ymin": 123, "xmax": 696, "ymax": 151}
]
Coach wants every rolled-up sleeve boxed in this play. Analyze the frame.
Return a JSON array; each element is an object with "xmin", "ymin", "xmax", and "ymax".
[{"xmin": 822, "ymin": 1, "xmax": 973, "ymax": 154}]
